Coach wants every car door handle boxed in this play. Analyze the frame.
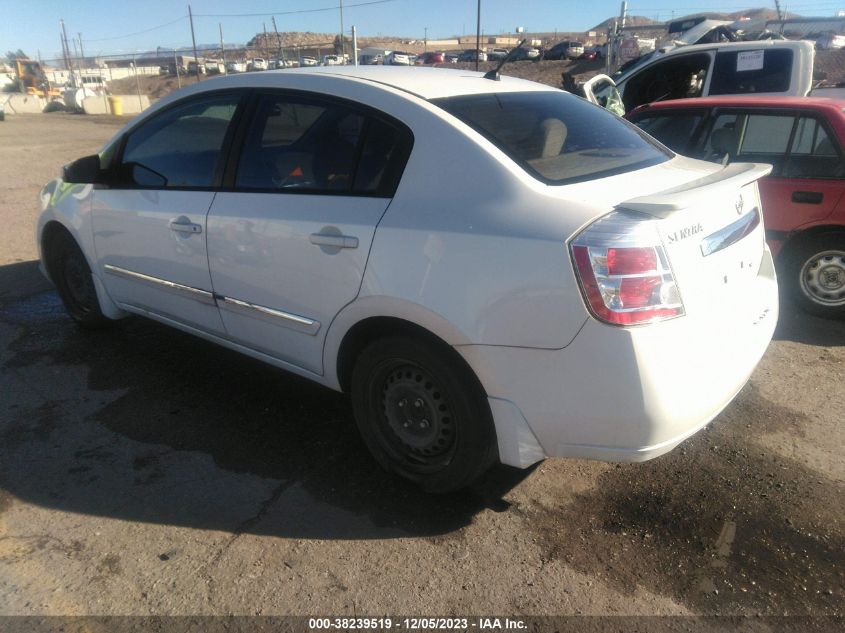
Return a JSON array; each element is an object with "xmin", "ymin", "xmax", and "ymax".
[
  {"xmin": 169, "ymin": 218, "xmax": 203, "ymax": 234},
  {"xmin": 309, "ymin": 233, "xmax": 359, "ymax": 249},
  {"xmin": 792, "ymin": 191, "xmax": 823, "ymax": 204}
]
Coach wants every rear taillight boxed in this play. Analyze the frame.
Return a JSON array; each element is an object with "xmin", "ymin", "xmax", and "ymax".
[{"xmin": 570, "ymin": 211, "xmax": 684, "ymax": 326}]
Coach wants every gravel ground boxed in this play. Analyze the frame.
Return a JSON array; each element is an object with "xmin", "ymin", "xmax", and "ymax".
[{"xmin": 0, "ymin": 114, "xmax": 842, "ymax": 623}]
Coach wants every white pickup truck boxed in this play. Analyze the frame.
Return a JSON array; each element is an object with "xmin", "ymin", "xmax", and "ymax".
[{"xmin": 583, "ymin": 40, "xmax": 815, "ymax": 115}]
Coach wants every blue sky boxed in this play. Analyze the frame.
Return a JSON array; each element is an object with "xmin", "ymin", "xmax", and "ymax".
[{"xmin": 2, "ymin": 0, "xmax": 843, "ymax": 62}]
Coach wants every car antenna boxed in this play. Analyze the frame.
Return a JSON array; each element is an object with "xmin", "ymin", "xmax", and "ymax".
[{"xmin": 483, "ymin": 39, "xmax": 528, "ymax": 81}]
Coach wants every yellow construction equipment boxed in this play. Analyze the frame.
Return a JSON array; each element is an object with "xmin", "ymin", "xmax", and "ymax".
[{"xmin": 14, "ymin": 58, "xmax": 61, "ymax": 98}]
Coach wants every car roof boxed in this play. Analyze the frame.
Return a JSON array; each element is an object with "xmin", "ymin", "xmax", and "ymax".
[
  {"xmin": 628, "ymin": 95, "xmax": 845, "ymax": 116},
  {"xmin": 240, "ymin": 66, "xmax": 560, "ymax": 100}
]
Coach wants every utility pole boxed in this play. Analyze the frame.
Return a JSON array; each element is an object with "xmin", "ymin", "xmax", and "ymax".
[
  {"xmin": 339, "ymin": 0, "xmax": 345, "ymax": 59},
  {"xmin": 272, "ymin": 16, "xmax": 285, "ymax": 63},
  {"xmin": 263, "ymin": 23, "xmax": 268, "ymax": 59},
  {"xmin": 219, "ymin": 23, "xmax": 225, "ymax": 63},
  {"xmin": 59, "ymin": 31, "xmax": 70, "ymax": 71},
  {"xmin": 424, "ymin": 27, "xmax": 428, "ymax": 52},
  {"xmin": 61, "ymin": 19, "xmax": 77, "ymax": 84},
  {"xmin": 475, "ymin": 0, "xmax": 481, "ymax": 71},
  {"xmin": 188, "ymin": 4, "xmax": 201, "ymax": 82}
]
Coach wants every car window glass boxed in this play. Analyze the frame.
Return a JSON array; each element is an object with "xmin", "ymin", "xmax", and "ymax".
[
  {"xmin": 633, "ymin": 112, "xmax": 704, "ymax": 153},
  {"xmin": 740, "ymin": 114, "xmax": 794, "ymax": 154},
  {"xmin": 622, "ymin": 53, "xmax": 710, "ymax": 111},
  {"xmin": 121, "ymin": 94, "xmax": 240, "ymax": 188},
  {"xmin": 353, "ymin": 118, "xmax": 405, "ymax": 192},
  {"xmin": 709, "ymin": 49, "xmax": 792, "ymax": 95},
  {"xmin": 433, "ymin": 91, "xmax": 669, "ymax": 185},
  {"xmin": 236, "ymin": 94, "xmax": 365, "ymax": 191},
  {"xmin": 785, "ymin": 116, "xmax": 843, "ymax": 179}
]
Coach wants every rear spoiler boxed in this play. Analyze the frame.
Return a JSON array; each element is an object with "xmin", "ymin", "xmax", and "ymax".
[{"xmin": 618, "ymin": 163, "xmax": 773, "ymax": 218}]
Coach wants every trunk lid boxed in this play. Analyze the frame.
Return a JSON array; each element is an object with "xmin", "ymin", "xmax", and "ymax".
[{"xmin": 620, "ymin": 162, "xmax": 772, "ymax": 318}]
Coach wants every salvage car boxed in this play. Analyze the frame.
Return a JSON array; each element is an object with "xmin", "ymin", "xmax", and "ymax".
[
  {"xmin": 628, "ymin": 95, "xmax": 845, "ymax": 317},
  {"xmin": 583, "ymin": 40, "xmax": 815, "ymax": 115},
  {"xmin": 38, "ymin": 67, "xmax": 777, "ymax": 491}
]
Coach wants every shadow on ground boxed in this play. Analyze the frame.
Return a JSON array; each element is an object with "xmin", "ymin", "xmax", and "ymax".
[{"xmin": 0, "ymin": 261, "xmax": 529, "ymax": 541}]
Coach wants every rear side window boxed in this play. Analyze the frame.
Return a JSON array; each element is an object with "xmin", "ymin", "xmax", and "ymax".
[
  {"xmin": 433, "ymin": 91, "xmax": 669, "ymax": 185},
  {"xmin": 709, "ymin": 49, "xmax": 793, "ymax": 95},
  {"xmin": 120, "ymin": 93, "xmax": 240, "ymax": 188},
  {"xmin": 785, "ymin": 116, "xmax": 844, "ymax": 179},
  {"xmin": 235, "ymin": 93, "xmax": 410, "ymax": 195},
  {"xmin": 632, "ymin": 112, "xmax": 705, "ymax": 154}
]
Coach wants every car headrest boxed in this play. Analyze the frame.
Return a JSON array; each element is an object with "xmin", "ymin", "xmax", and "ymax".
[
  {"xmin": 711, "ymin": 127, "xmax": 738, "ymax": 156},
  {"xmin": 540, "ymin": 118, "xmax": 567, "ymax": 158}
]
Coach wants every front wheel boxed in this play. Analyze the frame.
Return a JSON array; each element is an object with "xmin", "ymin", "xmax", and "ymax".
[
  {"xmin": 48, "ymin": 232, "xmax": 112, "ymax": 329},
  {"xmin": 350, "ymin": 336, "xmax": 498, "ymax": 492},
  {"xmin": 783, "ymin": 233, "xmax": 845, "ymax": 319}
]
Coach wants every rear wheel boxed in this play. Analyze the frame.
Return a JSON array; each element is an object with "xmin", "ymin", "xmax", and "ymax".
[
  {"xmin": 48, "ymin": 232, "xmax": 111, "ymax": 329},
  {"xmin": 784, "ymin": 233, "xmax": 845, "ymax": 319},
  {"xmin": 350, "ymin": 336, "xmax": 497, "ymax": 492}
]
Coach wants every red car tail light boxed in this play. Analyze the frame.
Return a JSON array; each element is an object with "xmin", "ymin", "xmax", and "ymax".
[{"xmin": 570, "ymin": 211, "xmax": 684, "ymax": 326}]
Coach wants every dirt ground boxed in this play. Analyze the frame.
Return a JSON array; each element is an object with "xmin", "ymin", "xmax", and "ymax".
[{"xmin": 0, "ymin": 114, "xmax": 843, "ymax": 624}]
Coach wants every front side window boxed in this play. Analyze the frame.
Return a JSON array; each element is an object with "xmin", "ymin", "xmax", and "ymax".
[
  {"xmin": 433, "ymin": 91, "xmax": 670, "ymax": 185},
  {"xmin": 119, "ymin": 93, "xmax": 240, "ymax": 188},
  {"xmin": 235, "ymin": 94, "xmax": 409, "ymax": 194},
  {"xmin": 621, "ymin": 53, "xmax": 711, "ymax": 111}
]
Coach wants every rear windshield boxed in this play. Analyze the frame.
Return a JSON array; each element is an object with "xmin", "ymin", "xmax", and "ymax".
[{"xmin": 432, "ymin": 91, "xmax": 670, "ymax": 185}]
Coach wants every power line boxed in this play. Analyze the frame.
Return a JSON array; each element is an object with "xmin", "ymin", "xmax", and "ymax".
[
  {"xmin": 82, "ymin": 16, "xmax": 187, "ymax": 42},
  {"xmin": 192, "ymin": 0, "xmax": 400, "ymax": 18}
]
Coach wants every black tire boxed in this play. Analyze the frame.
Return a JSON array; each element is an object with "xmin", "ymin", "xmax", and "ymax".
[
  {"xmin": 782, "ymin": 233, "xmax": 845, "ymax": 319},
  {"xmin": 350, "ymin": 336, "xmax": 498, "ymax": 493},
  {"xmin": 48, "ymin": 232, "xmax": 111, "ymax": 329}
]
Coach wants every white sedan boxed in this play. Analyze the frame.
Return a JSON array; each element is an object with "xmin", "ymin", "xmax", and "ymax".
[{"xmin": 37, "ymin": 67, "xmax": 777, "ymax": 491}]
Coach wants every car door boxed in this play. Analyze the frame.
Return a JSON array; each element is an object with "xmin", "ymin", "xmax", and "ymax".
[
  {"xmin": 206, "ymin": 91, "xmax": 412, "ymax": 374},
  {"xmin": 92, "ymin": 91, "xmax": 244, "ymax": 334},
  {"xmin": 761, "ymin": 114, "xmax": 845, "ymax": 240},
  {"xmin": 694, "ymin": 109, "xmax": 844, "ymax": 250}
]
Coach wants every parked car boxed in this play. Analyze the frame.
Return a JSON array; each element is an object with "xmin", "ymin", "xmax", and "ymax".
[
  {"xmin": 444, "ymin": 52, "xmax": 460, "ymax": 63},
  {"xmin": 41, "ymin": 67, "xmax": 776, "ymax": 491},
  {"xmin": 510, "ymin": 47, "xmax": 540, "ymax": 61},
  {"xmin": 225, "ymin": 61, "xmax": 246, "ymax": 73},
  {"xmin": 299, "ymin": 56, "xmax": 318, "ymax": 67},
  {"xmin": 359, "ymin": 54, "xmax": 383, "ymax": 65},
  {"xmin": 546, "ymin": 41, "xmax": 584, "ymax": 60},
  {"xmin": 487, "ymin": 48, "xmax": 510, "ymax": 61},
  {"xmin": 416, "ymin": 51, "xmax": 446, "ymax": 65},
  {"xmin": 458, "ymin": 49, "xmax": 488, "ymax": 62},
  {"xmin": 385, "ymin": 51, "xmax": 414, "ymax": 65},
  {"xmin": 580, "ymin": 48, "xmax": 598, "ymax": 61},
  {"xmin": 248, "ymin": 58, "xmax": 268, "ymax": 71},
  {"xmin": 627, "ymin": 95, "xmax": 845, "ymax": 317},
  {"xmin": 583, "ymin": 40, "xmax": 815, "ymax": 115},
  {"xmin": 321, "ymin": 54, "xmax": 345, "ymax": 66}
]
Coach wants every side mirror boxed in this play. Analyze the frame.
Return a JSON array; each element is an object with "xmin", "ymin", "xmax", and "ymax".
[{"xmin": 63, "ymin": 154, "xmax": 101, "ymax": 184}]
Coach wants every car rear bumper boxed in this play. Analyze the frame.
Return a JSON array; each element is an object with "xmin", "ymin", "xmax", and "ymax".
[{"xmin": 459, "ymin": 246, "xmax": 778, "ymax": 468}]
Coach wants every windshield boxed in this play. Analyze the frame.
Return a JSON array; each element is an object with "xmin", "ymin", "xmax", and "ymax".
[{"xmin": 432, "ymin": 91, "xmax": 670, "ymax": 185}]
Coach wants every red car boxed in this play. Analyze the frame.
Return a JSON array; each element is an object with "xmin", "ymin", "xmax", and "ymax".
[
  {"xmin": 627, "ymin": 96, "xmax": 845, "ymax": 318},
  {"xmin": 416, "ymin": 51, "xmax": 445, "ymax": 65}
]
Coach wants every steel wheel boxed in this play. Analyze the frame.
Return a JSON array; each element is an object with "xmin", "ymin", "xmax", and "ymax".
[
  {"xmin": 47, "ymin": 230, "xmax": 111, "ymax": 329},
  {"xmin": 351, "ymin": 335, "xmax": 498, "ymax": 492},
  {"xmin": 379, "ymin": 363, "xmax": 457, "ymax": 469},
  {"xmin": 799, "ymin": 249, "xmax": 845, "ymax": 307}
]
